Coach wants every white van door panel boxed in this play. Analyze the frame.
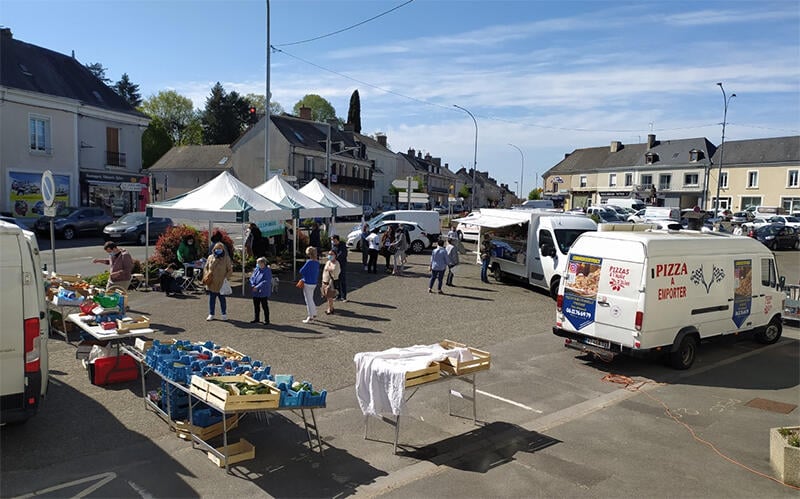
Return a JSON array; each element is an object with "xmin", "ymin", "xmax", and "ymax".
[
  {"xmin": 594, "ymin": 258, "xmax": 644, "ymax": 347},
  {"xmin": 0, "ymin": 238, "xmax": 24, "ymax": 398}
]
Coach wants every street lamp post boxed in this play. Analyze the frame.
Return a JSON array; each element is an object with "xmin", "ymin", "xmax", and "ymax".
[
  {"xmin": 513, "ymin": 181, "xmax": 519, "ymax": 199},
  {"xmin": 714, "ymin": 82, "xmax": 736, "ymax": 215},
  {"xmin": 508, "ymin": 143, "xmax": 524, "ymax": 199},
  {"xmin": 453, "ymin": 105, "xmax": 478, "ymax": 211}
]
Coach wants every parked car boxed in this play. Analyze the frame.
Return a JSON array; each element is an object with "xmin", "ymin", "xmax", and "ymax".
[
  {"xmin": 345, "ymin": 220, "xmax": 432, "ymax": 254},
  {"xmin": 741, "ymin": 217, "xmax": 773, "ymax": 233},
  {"xmin": 0, "ymin": 212, "xmax": 29, "ymax": 230},
  {"xmin": 627, "ymin": 209, "xmax": 646, "ymax": 223},
  {"xmin": 33, "ymin": 206, "xmax": 113, "ymax": 240},
  {"xmin": 752, "ymin": 225, "xmax": 799, "ymax": 250},
  {"xmin": 103, "ymin": 212, "xmax": 173, "ymax": 245},
  {"xmin": 730, "ymin": 211, "xmax": 754, "ymax": 224},
  {"xmin": 768, "ymin": 215, "xmax": 800, "ymax": 228},
  {"xmin": 455, "ymin": 211, "xmax": 481, "ymax": 242}
]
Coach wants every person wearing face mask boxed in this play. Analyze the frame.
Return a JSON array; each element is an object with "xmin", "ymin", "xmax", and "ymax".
[
  {"xmin": 93, "ymin": 241, "xmax": 134, "ymax": 291},
  {"xmin": 249, "ymin": 257, "xmax": 272, "ymax": 325},
  {"xmin": 321, "ymin": 250, "xmax": 341, "ymax": 315},
  {"xmin": 202, "ymin": 242, "xmax": 233, "ymax": 321},
  {"xmin": 177, "ymin": 234, "xmax": 199, "ymax": 278}
]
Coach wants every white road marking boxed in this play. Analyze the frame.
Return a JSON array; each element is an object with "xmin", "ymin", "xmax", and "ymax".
[
  {"xmin": 476, "ymin": 389, "xmax": 543, "ymax": 413},
  {"xmin": 16, "ymin": 471, "xmax": 116, "ymax": 498}
]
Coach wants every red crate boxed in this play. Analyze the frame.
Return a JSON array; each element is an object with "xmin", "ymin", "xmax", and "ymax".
[{"xmin": 89, "ymin": 355, "xmax": 139, "ymax": 386}]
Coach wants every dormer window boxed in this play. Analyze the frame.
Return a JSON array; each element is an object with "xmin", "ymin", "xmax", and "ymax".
[
  {"xmin": 645, "ymin": 152, "xmax": 659, "ymax": 165},
  {"xmin": 689, "ymin": 149, "xmax": 702, "ymax": 162}
]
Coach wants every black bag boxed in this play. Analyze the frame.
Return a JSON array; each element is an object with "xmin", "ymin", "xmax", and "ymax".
[{"xmin": 388, "ymin": 245, "xmax": 397, "ymax": 255}]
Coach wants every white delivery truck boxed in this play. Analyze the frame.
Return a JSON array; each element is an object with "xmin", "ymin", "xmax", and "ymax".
[
  {"xmin": 552, "ymin": 229, "xmax": 785, "ymax": 369},
  {"xmin": 0, "ymin": 221, "xmax": 49, "ymax": 423},
  {"xmin": 460, "ymin": 208, "xmax": 597, "ymax": 298}
]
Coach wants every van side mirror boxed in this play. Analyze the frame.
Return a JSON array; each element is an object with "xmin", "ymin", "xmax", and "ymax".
[
  {"xmin": 778, "ymin": 276, "xmax": 785, "ymax": 291},
  {"xmin": 540, "ymin": 243, "xmax": 556, "ymax": 258}
]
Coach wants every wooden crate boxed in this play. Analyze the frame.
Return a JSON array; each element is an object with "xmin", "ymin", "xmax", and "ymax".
[
  {"xmin": 56, "ymin": 273, "xmax": 81, "ymax": 283},
  {"xmin": 437, "ymin": 339, "xmax": 491, "ymax": 376},
  {"xmin": 212, "ymin": 346, "xmax": 246, "ymax": 361},
  {"xmin": 404, "ymin": 364, "xmax": 440, "ymax": 388},
  {"xmin": 116, "ymin": 315, "xmax": 151, "ymax": 332},
  {"xmin": 134, "ymin": 338, "xmax": 153, "ymax": 352},
  {"xmin": 207, "ymin": 438, "xmax": 255, "ymax": 467},
  {"xmin": 175, "ymin": 413, "xmax": 239, "ymax": 441},
  {"xmin": 190, "ymin": 375, "xmax": 280, "ymax": 412}
]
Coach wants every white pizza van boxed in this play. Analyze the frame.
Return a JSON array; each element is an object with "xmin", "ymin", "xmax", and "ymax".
[
  {"xmin": 553, "ymin": 229, "xmax": 784, "ymax": 369},
  {"xmin": 0, "ymin": 221, "xmax": 49, "ymax": 423},
  {"xmin": 457, "ymin": 208, "xmax": 597, "ymax": 298}
]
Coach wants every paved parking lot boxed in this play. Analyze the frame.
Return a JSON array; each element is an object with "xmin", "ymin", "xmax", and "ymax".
[{"xmin": 2, "ymin": 241, "xmax": 799, "ymax": 497}]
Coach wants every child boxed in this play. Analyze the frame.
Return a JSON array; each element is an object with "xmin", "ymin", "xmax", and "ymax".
[{"xmin": 249, "ymin": 257, "xmax": 273, "ymax": 325}]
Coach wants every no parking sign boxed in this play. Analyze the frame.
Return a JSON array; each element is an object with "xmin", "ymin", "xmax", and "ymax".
[{"xmin": 41, "ymin": 170, "xmax": 56, "ymax": 216}]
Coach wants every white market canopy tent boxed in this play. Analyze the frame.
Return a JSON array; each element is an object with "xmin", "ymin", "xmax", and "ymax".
[
  {"xmin": 451, "ymin": 208, "xmax": 536, "ymax": 229},
  {"xmin": 253, "ymin": 175, "xmax": 332, "ymax": 219},
  {"xmin": 146, "ymin": 171, "xmax": 291, "ymax": 222},
  {"xmin": 298, "ymin": 178, "xmax": 362, "ymax": 217}
]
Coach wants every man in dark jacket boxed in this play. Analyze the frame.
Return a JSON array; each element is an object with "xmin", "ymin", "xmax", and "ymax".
[{"xmin": 331, "ymin": 234, "xmax": 348, "ymax": 302}]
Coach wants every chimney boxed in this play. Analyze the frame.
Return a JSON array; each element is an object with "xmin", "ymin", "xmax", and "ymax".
[
  {"xmin": 610, "ymin": 141, "xmax": 622, "ymax": 153},
  {"xmin": 564, "ymin": 153, "xmax": 571, "ymax": 159},
  {"xmin": 431, "ymin": 157, "xmax": 441, "ymax": 167},
  {"xmin": 647, "ymin": 134, "xmax": 656, "ymax": 149},
  {"xmin": 1, "ymin": 28, "xmax": 12, "ymax": 39},
  {"xmin": 376, "ymin": 133, "xmax": 387, "ymax": 147},
  {"xmin": 417, "ymin": 151, "xmax": 422, "ymax": 158},
  {"xmin": 424, "ymin": 152, "xmax": 432, "ymax": 161},
  {"xmin": 407, "ymin": 148, "xmax": 415, "ymax": 157},
  {"xmin": 299, "ymin": 106, "xmax": 312, "ymax": 120}
]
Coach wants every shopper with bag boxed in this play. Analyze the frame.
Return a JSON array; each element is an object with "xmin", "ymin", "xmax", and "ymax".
[
  {"xmin": 298, "ymin": 246, "xmax": 320, "ymax": 324},
  {"xmin": 321, "ymin": 250, "xmax": 341, "ymax": 315},
  {"xmin": 202, "ymin": 242, "xmax": 233, "ymax": 321}
]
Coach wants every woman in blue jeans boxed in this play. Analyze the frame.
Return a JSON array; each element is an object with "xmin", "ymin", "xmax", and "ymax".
[
  {"xmin": 480, "ymin": 234, "xmax": 492, "ymax": 283},
  {"xmin": 202, "ymin": 242, "xmax": 233, "ymax": 321},
  {"xmin": 428, "ymin": 239, "xmax": 448, "ymax": 294}
]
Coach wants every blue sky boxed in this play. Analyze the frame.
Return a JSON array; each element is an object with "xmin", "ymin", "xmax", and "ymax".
[{"xmin": 3, "ymin": 0, "xmax": 799, "ymax": 196}]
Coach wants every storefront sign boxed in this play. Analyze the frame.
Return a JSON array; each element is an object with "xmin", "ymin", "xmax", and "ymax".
[
  {"xmin": 120, "ymin": 182, "xmax": 144, "ymax": 192},
  {"xmin": 599, "ymin": 191, "xmax": 634, "ymax": 198},
  {"xmin": 9, "ymin": 171, "xmax": 70, "ymax": 217}
]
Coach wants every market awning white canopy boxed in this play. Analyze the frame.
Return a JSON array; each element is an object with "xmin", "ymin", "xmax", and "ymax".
[
  {"xmin": 146, "ymin": 171, "xmax": 291, "ymax": 222},
  {"xmin": 253, "ymin": 175, "xmax": 332, "ymax": 219},
  {"xmin": 298, "ymin": 178, "xmax": 363, "ymax": 217}
]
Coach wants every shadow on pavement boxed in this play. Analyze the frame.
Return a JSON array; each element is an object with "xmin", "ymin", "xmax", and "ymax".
[{"xmin": 397, "ymin": 421, "xmax": 560, "ymax": 473}]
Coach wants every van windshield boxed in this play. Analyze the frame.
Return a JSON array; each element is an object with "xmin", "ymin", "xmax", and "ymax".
[{"xmin": 554, "ymin": 229, "xmax": 593, "ymax": 254}]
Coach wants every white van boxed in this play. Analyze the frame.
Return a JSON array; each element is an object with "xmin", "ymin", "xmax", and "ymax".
[
  {"xmin": 610, "ymin": 198, "xmax": 646, "ymax": 211},
  {"xmin": 553, "ymin": 230, "xmax": 784, "ymax": 369},
  {"xmin": 643, "ymin": 206, "xmax": 680, "ymax": 222},
  {"xmin": 0, "ymin": 221, "xmax": 49, "ymax": 423},
  {"xmin": 461, "ymin": 208, "xmax": 597, "ymax": 298},
  {"xmin": 348, "ymin": 210, "xmax": 441, "ymax": 250}
]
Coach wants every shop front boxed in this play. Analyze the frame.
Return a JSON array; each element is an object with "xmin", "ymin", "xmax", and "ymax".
[{"xmin": 80, "ymin": 171, "xmax": 150, "ymax": 217}]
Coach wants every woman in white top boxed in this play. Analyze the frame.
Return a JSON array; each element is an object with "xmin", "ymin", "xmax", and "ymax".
[
  {"xmin": 366, "ymin": 229, "xmax": 381, "ymax": 274},
  {"xmin": 321, "ymin": 250, "xmax": 341, "ymax": 315}
]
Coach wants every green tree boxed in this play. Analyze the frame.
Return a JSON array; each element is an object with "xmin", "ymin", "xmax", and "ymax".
[
  {"xmin": 458, "ymin": 185, "xmax": 472, "ymax": 199},
  {"xmin": 113, "ymin": 73, "xmax": 142, "ymax": 107},
  {"xmin": 201, "ymin": 82, "xmax": 249, "ymax": 144},
  {"xmin": 141, "ymin": 117, "xmax": 173, "ymax": 168},
  {"xmin": 85, "ymin": 62, "xmax": 111, "ymax": 84},
  {"xmin": 346, "ymin": 89, "xmax": 362, "ymax": 133},
  {"xmin": 140, "ymin": 90, "xmax": 200, "ymax": 145},
  {"xmin": 527, "ymin": 188, "xmax": 542, "ymax": 200},
  {"xmin": 292, "ymin": 94, "xmax": 337, "ymax": 122}
]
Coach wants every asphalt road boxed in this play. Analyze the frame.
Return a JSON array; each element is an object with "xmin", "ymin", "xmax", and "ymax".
[{"xmin": 2, "ymin": 228, "xmax": 798, "ymax": 497}]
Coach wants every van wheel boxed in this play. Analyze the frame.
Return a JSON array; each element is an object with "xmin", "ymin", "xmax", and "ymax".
[
  {"xmin": 756, "ymin": 319, "xmax": 782, "ymax": 344},
  {"xmin": 770, "ymin": 240, "xmax": 778, "ymax": 251},
  {"xmin": 62, "ymin": 226, "xmax": 75, "ymax": 240},
  {"xmin": 549, "ymin": 278, "xmax": 560, "ymax": 300},
  {"xmin": 670, "ymin": 335, "xmax": 698, "ymax": 370},
  {"xmin": 137, "ymin": 232, "xmax": 147, "ymax": 245},
  {"xmin": 410, "ymin": 240, "xmax": 425, "ymax": 254},
  {"xmin": 457, "ymin": 230, "xmax": 464, "ymax": 240},
  {"xmin": 491, "ymin": 264, "xmax": 503, "ymax": 282}
]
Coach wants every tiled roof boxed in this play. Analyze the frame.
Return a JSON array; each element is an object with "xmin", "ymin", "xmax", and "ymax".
[
  {"xmin": 712, "ymin": 136, "xmax": 799, "ymax": 166},
  {"xmin": 0, "ymin": 29, "xmax": 147, "ymax": 118},
  {"xmin": 148, "ymin": 145, "xmax": 232, "ymax": 172}
]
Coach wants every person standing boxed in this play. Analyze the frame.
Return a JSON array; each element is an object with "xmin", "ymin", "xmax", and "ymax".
[
  {"xmin": 92, "ymin": 241, "xmax": 134, "ymax": 291},
  {"xmin": 245, "ymin": 223, "xmax": 266, "ymax": 260},
  {"xmin": 359, "ymin": 223, "xmax": 369, "ymax": 270},
  {"xmin": 380, "ymin": 226, "xmax": 395, "ymax": 272},
  {"xmin": 298, "ymin": 246, "xmax": 320, "ymax": 323},
  {"xmin": 428, "ymin": 239, "xmax": 448, "ymax": 294},
  {"xmin": 321, "ymin": 250, "xmax": 341, "ymax": 315},
  {"xmin": 177, "ymin": 234, "xmax": 199, "ymax": 278},
  {"xmin": 330, "ymin": 234, "xmax": 348, "ymax": 301},
  {"xmin": 480, "ymin": 233, "xmax": 492, "ymax": 283},
  {"xmin": 202, "ymin": 242, "xmax": 233, "ymax": 321},
  {"xmin": 366, "ymin": 228, "xmax": 381, "ymax": 274},
  {"xmin": 210, "ymin": 230, "xmax": 234, "ymax": 259},
  {"xmin": 249, "ymin": 257, "xmax": 272, "ymax": 325},
  {"xmin": 445, "ymin": 237, "xmax": 460, "ymax": 286},
  {"xmin": 309, "ymin": 222, "xmax": 321, "ymax": 254},
  {"xmin": 392, "ymin": 227, "xmax": 408, "ymax": 276}
]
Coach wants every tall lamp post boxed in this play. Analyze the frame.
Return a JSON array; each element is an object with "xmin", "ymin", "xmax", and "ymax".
[
  {"xmin": 453, "ymin": 105, "xmax": 478, "ymax": 211},
  {"xmin": 508, "ymin": 143, "xmax": 524, "ymax": 199},
  {"xmin": 714, "ymin": 82, "xmax": 735, "ymax": 214}
]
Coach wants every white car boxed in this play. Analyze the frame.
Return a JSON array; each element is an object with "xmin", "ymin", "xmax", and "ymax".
[
  {"xmin": 455, "ymin": 211, "xmax": 481, "ymax": 242},
  {"xmin": 346, "ymin": 220, "xmax": 432, "ymax": 254},
  {"xmin": 742, "ymin": 217, "xmax": 773, "ymax": 232},
  {"xmin": 627, "ymin": 209, "xmax": 646, "ymax": 223},
  {"xmin": 768, "ymin": 215, "xmax": 800, "ymax": 228}
]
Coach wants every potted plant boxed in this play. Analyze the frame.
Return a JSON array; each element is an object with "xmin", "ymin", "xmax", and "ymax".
[{"xmin": 770, "ymin": 426, "xmax": 800, "ymax": 486}]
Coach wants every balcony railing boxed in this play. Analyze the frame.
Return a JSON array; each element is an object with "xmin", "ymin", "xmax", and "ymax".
[
  {"xmin": 301, "ymin": 171, "xmax": 374, "ymax": 189},
  {"xmin": 106, "ymin": 151, "xmax": 127, "ymax": 167}
]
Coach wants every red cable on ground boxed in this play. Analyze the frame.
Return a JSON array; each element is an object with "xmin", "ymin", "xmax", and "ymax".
[{"xmin": 601, "ymin": 374, "xmax": 800, "ymax": 491}]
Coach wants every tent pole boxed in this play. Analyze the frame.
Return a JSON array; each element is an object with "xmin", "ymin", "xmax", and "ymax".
[
  {"xmin": 144, "ymin": 217, "xmax": 150, "ymax": 290},
  {"xmin": 241, "ymin": 223, "xmax": 246, "ymax": 294},
  {"xmin": 293, "ymin": 218, "xmax": 298, "ymax": 278}
]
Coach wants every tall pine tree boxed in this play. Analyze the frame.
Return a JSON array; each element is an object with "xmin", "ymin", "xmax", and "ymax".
[
  {"xmin": 84, "ymin": 62, "xmax": 111, "ymax": 84},
  {"xmin": 201, "ymin": 83, "xmax": 250, "ymax": 144},
  {"xmin": 347, "ymin": 89, "xmax": 362, "ymax": 133},
  {"xmin": 113, "ymin": 73, "xmax": 142, "ymax": 108}
]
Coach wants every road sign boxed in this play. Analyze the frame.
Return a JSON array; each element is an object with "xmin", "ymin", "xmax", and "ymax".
[
  {"xmin": 44, "ymin": 205, "xmax": 57, "ymax": 217},
  {"xmin": 120, "ymin": 182, "xmax": 143, "ymax": 192},
  {"xmin": 406, "ymin": 192, "xmax": 429, "ymax": 202},
  {"xmin": 392, "ymin": 179, "xmax": 418, "ymax": 190},
  {"xmin": 41, "ymin": 170, "xmax": 55, "ymax": 207}
]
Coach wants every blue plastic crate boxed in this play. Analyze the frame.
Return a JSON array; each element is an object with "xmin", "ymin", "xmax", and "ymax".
[{"xmin": 302, "ymin": 390, "xmax": 327, "ymax": 407}]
